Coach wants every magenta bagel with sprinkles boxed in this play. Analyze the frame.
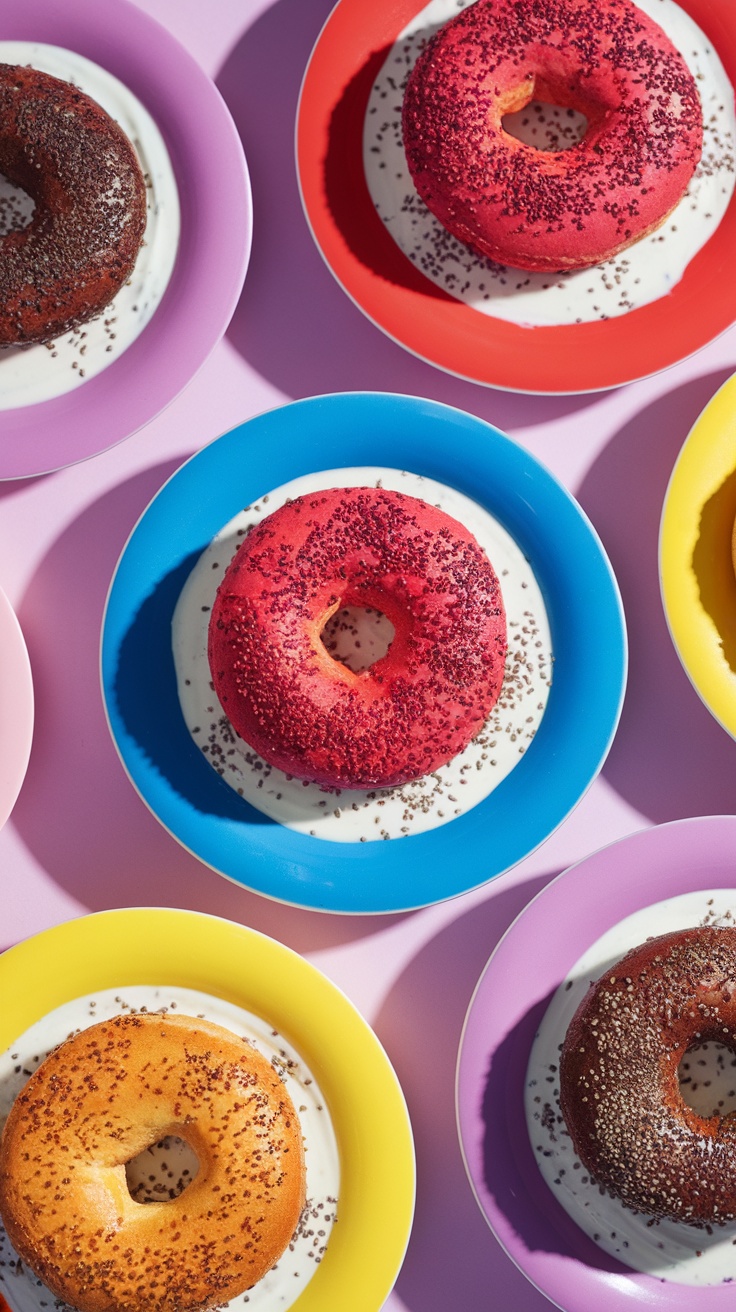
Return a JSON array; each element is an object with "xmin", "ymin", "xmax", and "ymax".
[
  {"xmin": 402, "ymin": 0, "xmax": 703, "ymax": 272},
  {"xmin": 208, "ymin": 486, "xmax": 507, "ymax": 790}
]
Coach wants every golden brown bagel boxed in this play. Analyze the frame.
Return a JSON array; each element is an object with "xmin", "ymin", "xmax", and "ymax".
[{"xmin": 0, "ymin": 1012, "xmax": 305, "ymax": 1312}]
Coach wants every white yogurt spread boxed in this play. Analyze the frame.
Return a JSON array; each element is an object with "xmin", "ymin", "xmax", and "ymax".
[
  {"xmin": 527, "ymin": 890, "xmax": 736, "ymax": 1285},
  {"xmin": 0, "ymin": 985, "xmax": 339, "ymax": 1312},
  {"xmin": 365, "ymin": 0, "xmax": 736, "ymax": 326},
  {"xmin": 0, "ymin": 42, "xmax": 180, "ymax": 409},
  {"xmin": 172, "ymin": 467, "xmax": 552, "ymax": 844}
]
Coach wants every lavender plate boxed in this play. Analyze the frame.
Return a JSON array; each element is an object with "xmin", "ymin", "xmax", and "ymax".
[
  {"xmin": 456, "ymin": 815, "xmax": 736, "ymax": 1312},
  {"xmin": 0, "ymin": 0, "xmax": 251, "ymax": 479}
]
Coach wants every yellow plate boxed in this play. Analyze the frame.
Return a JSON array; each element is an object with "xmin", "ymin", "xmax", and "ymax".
[
  {"xmin": 661, "ymin": 373, "xmax": 736, "ymax": 738},
  {"xmin": 0, "ymin": 909, "xmax": 415, "ymax": 1312}
]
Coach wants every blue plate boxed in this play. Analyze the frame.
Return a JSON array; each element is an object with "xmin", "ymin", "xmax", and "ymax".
[{"xmin": 101, "ymin": 393, "xmax": 626, "ymax": 913}]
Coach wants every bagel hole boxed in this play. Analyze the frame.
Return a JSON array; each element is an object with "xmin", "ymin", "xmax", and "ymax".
[
  {"xmin": 320, "ymin": 605, "xmax": 395, "ymax": 673},
  {"xmin": 678, "ymin": 1042, "xmax": 736, "ymax": 1119},
  {"xmin": 502, "ymin": 101, "xmax": 588, "ymax": 152},
  {"xmin": 125, "ymin": 1134, "xmax": 199, "ymax": 1203},
  {"xmin": 0, "ymin": 174, "xmax": 35, "ymax": 235}
]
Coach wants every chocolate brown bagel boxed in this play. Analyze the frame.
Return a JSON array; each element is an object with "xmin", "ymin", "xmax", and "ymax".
[
  {"xmin": 560, "ymin": 926, "xmax": 736, "ymax": 1225},
  {"xmin": 0, "ymin": 62, "xmax": 147, "ymax": 346}
]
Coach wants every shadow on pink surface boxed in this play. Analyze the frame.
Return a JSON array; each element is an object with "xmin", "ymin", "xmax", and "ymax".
[
  {"xmin": 478, "ymin": 994, "xmax": 633, "ymax": 1279},
  {"xmin": 11, "ymin": 462, "xmax": 407, "ymax": 953},
  {"xmin": 0, "ymin": 476, "xmax": 47, "ymax": 499},
  {"xmin": 215, "ymin": 0, "xmax": 597, "ymax": 426},
  {"xmin": 577, "ymin": 367, "xmax": 736, "ymax": 822},
  {"xmin": 374, "ymin": 872, "xmax": 559, "ymax": 1312}
]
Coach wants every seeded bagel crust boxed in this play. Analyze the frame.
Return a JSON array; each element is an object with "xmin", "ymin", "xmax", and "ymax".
[{"xmin": 0, "ymin": 1013, "xmax": 305, "ymax": 1312}]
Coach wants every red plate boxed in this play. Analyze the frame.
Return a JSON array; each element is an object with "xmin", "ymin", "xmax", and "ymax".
[{"xmin": 296, "ymin": 0, "xmax": 736, "ymax": 393}]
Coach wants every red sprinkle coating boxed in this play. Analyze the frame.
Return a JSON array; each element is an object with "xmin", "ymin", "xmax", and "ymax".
[
  {"xmin": 402, "ymin": 0, "xmax": 703, "ymax": 271},
  {"xmin": 0, "ymin": 1014, "xmax": 305, "ymax": 1312},
  {"xmin": 560, "ymin": 926, "xmax": 736, "ymax": 1225},
  {"xmin": 208, "ymin": 487, "xmax": 507, "ymax": 789},
  {"xmin": 0, "ymin": 63, "xmax": 147, "ymax": 345}
]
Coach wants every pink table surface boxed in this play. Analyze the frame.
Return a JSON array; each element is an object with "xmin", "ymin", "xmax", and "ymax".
[{"xmin": 2, "ymin": 1, "xmax": 736, "ymax": 1308}]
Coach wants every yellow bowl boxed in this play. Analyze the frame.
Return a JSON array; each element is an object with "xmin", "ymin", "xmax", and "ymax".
[
  {"xmin": 0, "ymin": 909, "xmax": 415, "ymax": 1312},
  {"xmin": 660, "ymin": 373, "xmax": 736, "ymax": 738}
]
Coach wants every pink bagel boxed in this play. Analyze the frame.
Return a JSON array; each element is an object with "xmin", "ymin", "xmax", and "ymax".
[
  {"xmin": 402, "ymin": 0, "xmax": 703, "ymax": 272},
  {"xmin": 208, "ymin": 487, "xmax": 507, "ymax": 790}
]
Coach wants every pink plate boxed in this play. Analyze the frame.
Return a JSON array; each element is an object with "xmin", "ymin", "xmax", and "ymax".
[
  {"xmin": 457, "ymin": 816, "xmax": 736, "ymax": 1312},
  {"xmin": 0, "ymin": 0, "xmax": 251, "ymax": 479},
  {"xmin": 0, "ymin": 587, "xmax": 33, "ymax": 828}
]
